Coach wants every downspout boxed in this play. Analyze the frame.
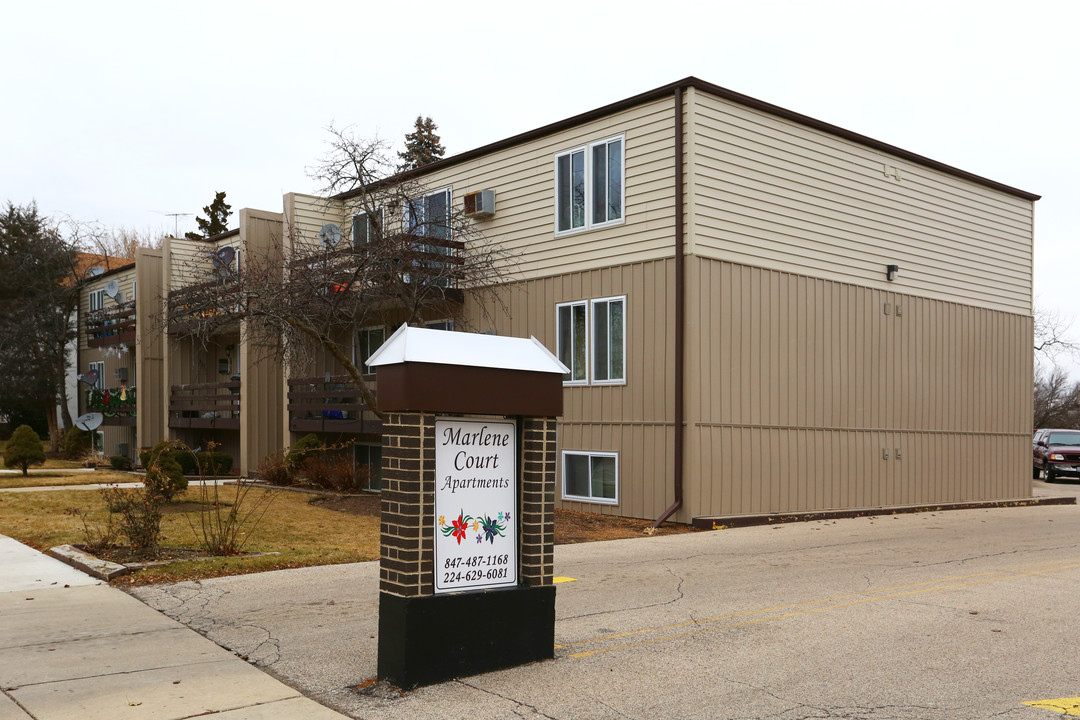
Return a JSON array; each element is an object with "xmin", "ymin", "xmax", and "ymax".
[{"xmin": 652, "ymin": 84, "xmax": 685, "ymax": 528}]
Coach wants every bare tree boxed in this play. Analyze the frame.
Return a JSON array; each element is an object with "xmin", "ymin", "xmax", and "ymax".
[
  {"xmin": 1034, "ymin": 301, "xmax": 1080, "ymax": 371},
  {"xmin": 1034, "ymin": 367, "xmax": 1080, "ymax": 429},
  {"xmin": 165, "ymin": 127, "xmax": 514, "ymax": 419}
]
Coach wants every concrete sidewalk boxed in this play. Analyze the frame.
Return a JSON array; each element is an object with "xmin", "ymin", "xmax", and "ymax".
[{"xmin": 0, "ymin": 535, "xmax": 348, "ymax": 719}]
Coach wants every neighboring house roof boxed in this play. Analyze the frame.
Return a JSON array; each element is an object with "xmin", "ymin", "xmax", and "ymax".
[
  {"xmin": 71, "ymin": 253, "xmax": 134, "ymax": 288},
  {"xmin": 336, "ymin": 76, "xmax": 1039, "ymax": 203}
]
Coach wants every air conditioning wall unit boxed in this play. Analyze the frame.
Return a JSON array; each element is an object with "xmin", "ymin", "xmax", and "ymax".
[
  {"xmin": 115, "ymin": 367, "xmax": 129, "ymax": 382},
  {"xmin": 463, "ymin": 190, "xmax": 496, "ymax": 220}
]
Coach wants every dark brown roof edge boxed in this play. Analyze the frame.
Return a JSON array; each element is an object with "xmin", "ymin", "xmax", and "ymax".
[
  {"xmin": 79, "ymin": 260, "xmax": 136, "ymax": 286},
  {"xmin": 335, "ymin": 76, "xmax": 1039, "ymax": 203}
]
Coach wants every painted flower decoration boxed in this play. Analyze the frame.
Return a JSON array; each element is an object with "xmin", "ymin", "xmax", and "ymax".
[
  {"xmin": 477, "ymin": 515, "xmax": 507, "ymax": 544},
  {"xmin": 438, "ymin": 515, "xmax": 445, "ymax": 527},
  {"xmin": 440, "ymin": 511, "xmax": 473, "ymax": 545}
]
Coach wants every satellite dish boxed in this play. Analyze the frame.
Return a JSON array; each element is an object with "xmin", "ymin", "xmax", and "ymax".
[
  {"xmin": 212, "ymin": 246, "xmax": 236, "ymax": 268},
  {"xmin": 86, "ymin": 266, "xmax": 105, "ymax": 278},
  {"xmin": 78, "ymin": 370, "xmax": 99, "ymax": 386},
  {"xmin": 75, "ymin": 412, "xmax": 103, "ymax": 432},
  {"xmin": 318, "ymin": 223, "xmax": 342, "ymax": 248},
  {"xmin": 104, "ymin": 280, "xmax": 119, "ymax": 298},
  {"xmin": 112, "ymin": 291, "xmax": 124, "ymax": 304}
]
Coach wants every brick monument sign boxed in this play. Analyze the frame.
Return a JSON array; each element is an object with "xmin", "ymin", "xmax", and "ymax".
[{"xmin": 366, "ymin": 325, "xmax": 567, "ymax": 688}]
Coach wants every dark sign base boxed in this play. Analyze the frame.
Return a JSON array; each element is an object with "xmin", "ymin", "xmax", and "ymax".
[{"xmin": 378, "ymin": 585, "xmax": 556, "ymax": 689}]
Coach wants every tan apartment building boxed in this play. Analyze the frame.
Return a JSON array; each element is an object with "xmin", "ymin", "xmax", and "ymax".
[
  {"xmin": 160, "ymin": 208, "xmax": 284, "ymax": 475},
  {"xmin": 282, "ymin": 77, "xmax": 1037, "ymax": 524},
  {"xmin": 76, "ymin": 248, "xmax": 164, "ymax": 461},
  {"xmin": 79, "ymin": 77, "xmax": 1036, "ymax": 524}
]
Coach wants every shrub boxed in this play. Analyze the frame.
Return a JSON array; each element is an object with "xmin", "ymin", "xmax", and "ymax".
[
  {"xmin": 100, "ymin": 485, "xmax": 164, "ymax": 554},
  {"xmin": 256, "ymin": 450, "xmax": 292, "ymax": 486},
  {"xmin": 59, "ymin": 427, "xmax": 91, "ymax": 460},
  {"xmin": 284, "ymin": 434, "xmax": 323, "ymax": 473},
  {"xmin": 303, "ymin": 455, "xmax": 365, "ymax": 491},
  {"xmin": 4, "ymin": 425, "xmax": 46, "ymax": 475},
  {"xmin": 110, "ymin": 455, "xmax": 134, "ymax": 471},
  {"xmin": 196, "ymin": 451, "xmax": 233, "ymax": 476},
  {"xmin": 144, "ymin": 452, "xmax": 187, "ymax": 502}
]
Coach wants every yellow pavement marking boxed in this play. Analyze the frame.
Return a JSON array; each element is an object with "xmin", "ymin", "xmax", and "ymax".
[
  {"xmin": 553, "ymin": 576, "xmax": 576, "ymax": 584},
  {"xmin": 558, "ymin": 557, "xmax": 1080, "ymax": 659},
  {"xmin": 1023, "ymin": 697, "xmax": 1080, "ymax": 716}
]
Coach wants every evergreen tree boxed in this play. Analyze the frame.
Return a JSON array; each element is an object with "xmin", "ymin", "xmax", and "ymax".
[
  {"xmin": 397, "ymin": 116, "xmax": 446, "ymax": 172},
  {"xmin": 5, "ymin": 424, "xmax": 46, "ymax": 475},
  {"xmin": 184, "ymin": 191, "xmax": 232, "ymax": 240}
]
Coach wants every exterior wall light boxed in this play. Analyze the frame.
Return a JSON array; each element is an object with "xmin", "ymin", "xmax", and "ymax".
[{"xmin": 886, "ymin": 264, "xmax": 900, "ymax": 281}]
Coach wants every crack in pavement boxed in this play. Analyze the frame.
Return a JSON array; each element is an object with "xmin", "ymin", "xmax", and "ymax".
[{"xmin": 454, "ymin": 678, "xmax": 561, "ymax": 719}]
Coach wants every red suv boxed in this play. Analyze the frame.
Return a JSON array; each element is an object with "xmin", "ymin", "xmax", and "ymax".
[{"xmin": 1033, "ymin": 428, "xmax": 1080, "ymax": 482}]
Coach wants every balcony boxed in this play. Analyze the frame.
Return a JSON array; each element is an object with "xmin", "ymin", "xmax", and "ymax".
[
  {"xmin": 166, "ymin": 280, "xmax": 244, "ymax": 335},
  {"xmin": 86, "ymin": 302, "xmax": 136, "ymax": 347},
  {"xmin": 169, "ymin": 381, "xmax": 240, "ymax": 429},
  {"xmin": 86, "ymin": 385, "xmax": 136, "ymax": 427},
  {"xmin": 287, "ymin": 374, "xmax": 381, "ymax": 436}
]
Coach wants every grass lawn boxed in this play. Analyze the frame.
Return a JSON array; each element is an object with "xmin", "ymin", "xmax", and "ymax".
[
  {"xmin": 0, "ymin": 484, "xmax": 381, "ymax": 586},
  {"xmin": 0, "ymin": 470, "xmax": 134, "ymax": 489}
]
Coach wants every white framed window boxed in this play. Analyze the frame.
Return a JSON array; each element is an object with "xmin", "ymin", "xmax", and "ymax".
[
  {"xmin": 557, "ymin": 295, "xmax": 626, "ymax": 385},
  {"xmin": 354, "ymin": 443, "xmax": 382, "ymax": 491},
  {"xmin": 556, "ymin": 301, "xmax": 588, "ymax": 385},
  {"xmin": 88, "ymin": 361, "xmax": 105, "ymax": 389},
  {"xmin": 89, "ymin": 289, "xmax": 104, "ymax": 312},
  {"xmin": 591, "ymin": 296, "xmax": 625, "ymax": 384},
  {"xmin": 352, "ymin": 207, "xmax": 384, "ymax": 246},
  {"xmin": 354, "ymin": 326, "xmax": 386, "ymax": 372},
  {"xmin": 555, "ymin": 135, "xmax": 624, "ymax": 235},
  {"xmin": 405, "ymin": 188, "xmax": 451, "ymax": 241},
  {"xmin": 562, "ymin": 450, "xmax": 618, "ymax": 504}
]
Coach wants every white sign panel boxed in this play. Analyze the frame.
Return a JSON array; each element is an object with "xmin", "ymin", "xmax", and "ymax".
[{"xmin": 434, "ymin": 418, "xmax": 517, "ymax": 594}]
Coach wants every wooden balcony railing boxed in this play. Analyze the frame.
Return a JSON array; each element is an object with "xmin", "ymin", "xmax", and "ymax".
[
  {"xmin": 287, "ymin": 374, "xmax": 381, "ymax": 436},
  {"xmin": 166, "ymin": 279, "xmax": 244, "ymax": 334},
  {"xmin": 86, "ymin": 302, "xmax": 136, "ymax": 347},
  {"xmin": 169, "ymin": 380, "xmax": 240, "ymax": 429}
]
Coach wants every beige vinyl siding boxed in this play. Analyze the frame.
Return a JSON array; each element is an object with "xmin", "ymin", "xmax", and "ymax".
[
  {"xmin": 685, "ymin": 256, "xmax": 1032, "ymax": 519},
  {"xmin": 466, "ymin": 257, "xmax": 676, "ymax": 520},
  {"xmin": 690, "ymin": 90, "xmax": 1033, "ymax": 315},
  {"xmin": 285, "ymin": 193, "xmax": 344, "ymax": 253},
  {"xmin": 307, "ymin": 97, "xmax": 677, "ymax": 282}
]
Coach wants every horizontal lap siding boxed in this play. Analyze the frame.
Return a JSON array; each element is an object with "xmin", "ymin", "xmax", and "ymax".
[
  {"xmin": 466, "ymin": 258, "xmax": 676, "ymax": 521},
  {"xmin": 691, "ymin": 92, "xmax": 1033, "ymax": 315},
  {"xmin": 686, "ymin": 257, "xmax": 1032, "ymax": 518},
  {"xmin": 297, "ymin": 97, "xmax": 677, "ymax": 281}
]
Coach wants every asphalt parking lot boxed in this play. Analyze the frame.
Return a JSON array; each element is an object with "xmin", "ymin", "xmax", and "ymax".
[{"xmin": 132, "ymin": 481, "xmax": 1080, "ymax": 720}]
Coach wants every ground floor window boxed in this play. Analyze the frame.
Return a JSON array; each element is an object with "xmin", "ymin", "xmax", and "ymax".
[
  {"xmin": 562, "ymin": 450, "xmax": 618, "ymax": 504},
  {"xmin": 354, "ymin": 443, "xmax": 382, "ymax": 491}
]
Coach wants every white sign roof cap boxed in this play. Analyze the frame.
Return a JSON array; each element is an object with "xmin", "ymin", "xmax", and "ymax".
[{"xmin": 366, "ymin": 324, "xmax": 569, "ymax": 375}]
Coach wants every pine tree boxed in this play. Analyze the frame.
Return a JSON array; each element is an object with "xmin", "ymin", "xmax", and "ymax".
[
  {"xmin": 397, "ymin": 116, "xmax": 446, "ymax": 172},
  {"xmin": 5, "ymin": 424, "xmax": 46, "ymax": 475},
  {"xmin": 184, "ymin": 191, "xmax": 232, "ymax": 240}
]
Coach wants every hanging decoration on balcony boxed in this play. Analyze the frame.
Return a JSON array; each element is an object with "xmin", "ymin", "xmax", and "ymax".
[{"xmin": 86, "ymin": 385, "xmax": 136, "ymax": 418}]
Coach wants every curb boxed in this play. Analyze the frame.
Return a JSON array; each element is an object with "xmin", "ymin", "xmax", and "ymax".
[
  {"xmin": 48, "ymin": 544, "xmax": 129, "ymax": 580},
  {"xmin": 693, "ymin": 496, "xmax": 1077, "ymax": 530}
]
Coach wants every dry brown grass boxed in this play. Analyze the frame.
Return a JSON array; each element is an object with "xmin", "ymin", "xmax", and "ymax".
[
  {"xmin": 0, "ymin": 486, "xmax": 380, "ymax": 585},
  {"xmin": 0, "ymin": 470, "xmax": 134, "ymax": 490}
]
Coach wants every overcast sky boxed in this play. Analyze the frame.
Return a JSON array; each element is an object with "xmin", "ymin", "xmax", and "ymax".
[{"xmin": 3, "ymin": 0, "xmax": 1078, "ymax": 370}]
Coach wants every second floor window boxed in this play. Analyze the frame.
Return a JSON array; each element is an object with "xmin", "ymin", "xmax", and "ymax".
[
  {"xmin": 557, "ymin": 295, "xmax": 626, "ymax": 385},
  {"xmin": 89, "ymin": 289, "xmax": 104, "ymax": 312},
  {"xmin": 556, "ymin": 135, "xmax": 624, "ymax": 234},
  {"xmin": 352, "ymin": 208, "xmax": 383, "ymax": 245},
  {"xmin": 405, "ymin": 188, "xmax": 451, "ymax": 241}
]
